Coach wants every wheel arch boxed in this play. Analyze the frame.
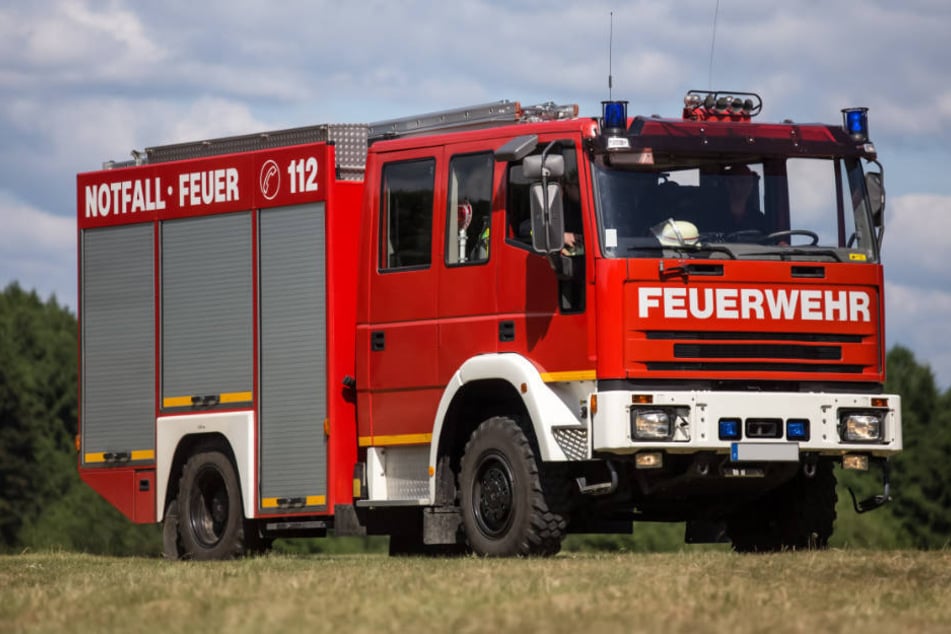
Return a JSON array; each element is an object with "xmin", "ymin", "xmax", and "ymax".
[
  {"xmin": 156, "ymin": 411, "xmax": 255, "ymax": 522},
  {"xmin": 428, "ymin": 353, "xmax": 579, "ymax": 501}
]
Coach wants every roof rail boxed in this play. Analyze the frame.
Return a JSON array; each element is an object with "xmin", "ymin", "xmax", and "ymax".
[
  {"xmin": 101, "ymin": 99, "xmax": 578, "ymax": 173},
  {"xmin": 368, "ymin": 100, "xmax": 579, "ymax": 141},
  {"xmin": 368, "ymin": 100, "xmax": 521, "ymax": 140}
]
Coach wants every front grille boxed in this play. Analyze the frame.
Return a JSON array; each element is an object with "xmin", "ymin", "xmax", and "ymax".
[
  {"xmin": 648, "ymin": 331, "xmax": 862, "ymax": 343},
  {"xmin": 674, "ymin": 343, "xmax": 841, "ymax": 360},
  {"xmin": 646, "ymin": 361, "xmax": 864, "ymax": 373}
]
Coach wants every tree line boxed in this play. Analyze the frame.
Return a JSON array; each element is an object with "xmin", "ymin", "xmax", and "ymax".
[{"xmin": 0, "ymin": 282, "xmax": 947, "ymax": 555}]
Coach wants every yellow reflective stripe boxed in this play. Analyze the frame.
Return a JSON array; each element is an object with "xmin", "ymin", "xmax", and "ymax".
[
  {"xmin": 261, "ymin": 495, "xmax": 326, "ymax": 509},
  {"xmin": 220, "ymin": 391, "xmax": 253, "ymax": 404},
  {"xmin": 84, "ymin": 449, "xmax": 155, "ymax": 463},
  {"xmin": 162, "ymin": 391, "xmax": 253, "ymax": 408},
  {"xmin": 540, "ymin": 370, "xmax": 597, "ymax": 383},
  {"xmin": 162, "ymin": 395, "xmax": 193, "ymax": 408},
  {"xmin": 358, "ymin": 433, "xmax": 433, "ymax": 447}
]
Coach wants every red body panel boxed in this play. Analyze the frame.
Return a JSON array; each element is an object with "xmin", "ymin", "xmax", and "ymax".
[
  {"xmin": 597, "ymin": 259, "xmax": 885, "ymax": 384},
  {"xmin": 80, "ymin": 468, "xmax": 155, "ymax": 523}
]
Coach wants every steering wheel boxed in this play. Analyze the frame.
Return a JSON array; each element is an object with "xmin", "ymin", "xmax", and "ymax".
[
  {"xmin": 762, "ymin": 230, "xmax": 819, "ymax": 246},
  {"xmin": 724, "ymin": 229, "xmax": 764, "ymax": 242}
]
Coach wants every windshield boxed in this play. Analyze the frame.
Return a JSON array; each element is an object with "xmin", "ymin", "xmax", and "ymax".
[{"xmin": 592, "ymin": 157, "xmax": 879, "ymax": 262}]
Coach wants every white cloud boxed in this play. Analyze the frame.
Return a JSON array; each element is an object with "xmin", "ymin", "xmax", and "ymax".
[
  {"xmin": 882, "ymin": 194, "xmax": 951, "ymax": 289},
  {"xmin": 0, "ymin": 0, "xmax": 167, "ymax": 88},
  {"xmin": 885, "ymin": 282, "xmax": 951, "ymax": 388},
  {"xmin": 0, "ymin": 189, "xmax": 75, "ymax": 308}
]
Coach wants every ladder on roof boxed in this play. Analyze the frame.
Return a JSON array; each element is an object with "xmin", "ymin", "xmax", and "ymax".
[
  {"xmin": 368, "ymin": 99, "xmax": 578, "ymax": 140},
  {"xmin": 103, "ymin": 99, "xmax": 578, "ymax": 174}
]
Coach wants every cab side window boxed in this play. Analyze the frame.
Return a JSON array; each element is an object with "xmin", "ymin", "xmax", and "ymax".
[
  {"xmin": 380, "ymin": 158, "xmax": 435, "ymax": 270},
  {"xmin": 505, "ymin": 141, "xmax": 580, "ymax": 249},
  {"xmin": 503, "ymin": 140, "xmax": 585, "ymax": 313},
  {"xmin": 446, "ymin": 152, "xmax": 493, "ymax": 266}
]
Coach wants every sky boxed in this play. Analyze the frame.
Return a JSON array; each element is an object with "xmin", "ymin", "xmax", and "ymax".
[{"xmin": 2, "ymin": 0, "xmax": 951, "ymax": 387}]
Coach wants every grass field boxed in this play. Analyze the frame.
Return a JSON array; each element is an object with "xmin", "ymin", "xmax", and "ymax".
[{"xmin": 2, "ymin": 549, "xmax": 949, "ymax": 633}]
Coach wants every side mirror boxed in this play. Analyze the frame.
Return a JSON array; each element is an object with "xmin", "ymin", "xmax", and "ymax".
[
  {"xmin": 495, "ymin": 135, "xmax": 538, "ymax": 162},
  {"xmin": 523, "ymin": 154, "xmax": 565, "ymax": 180},
  {"xmin": 866, "ymin": 171, "xmax": 885, "ymax": 227},
  {"xmin": 530, "ymin": 182, "xmax": 565, "ymax": 254}
]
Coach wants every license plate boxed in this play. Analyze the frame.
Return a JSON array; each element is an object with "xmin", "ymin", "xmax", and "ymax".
[{"xmin": 730, "ymin": 442, "xmax": 799, "ymax": 462}]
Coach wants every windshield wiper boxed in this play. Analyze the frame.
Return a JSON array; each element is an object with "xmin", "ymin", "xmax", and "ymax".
[
  {"xmin": 743, "ymin": 247, "xmax": 844, "ymax": 262},
  {"xmin": 627, "ymin": 243, "xmax": 738, "ymax": 260}
]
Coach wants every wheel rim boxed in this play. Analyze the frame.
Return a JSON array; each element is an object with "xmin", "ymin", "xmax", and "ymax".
[
  {"xmin": 472, "ymin": 451, "xmax": 516, "ymax": 538},
  {"xmin": 188, "ymin": 464, "xmax": 230, "ymax": 548}
]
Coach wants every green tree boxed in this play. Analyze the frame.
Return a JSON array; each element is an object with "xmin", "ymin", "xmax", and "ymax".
[
  {"xmin": 1, "ymin": 282, "xmax": 160, "ymax": 555},
  {"xmin": 0, "ymin": 283, "xmax": 77, "ymax": 549},
  {"xmin": 884, "ymin": 346, "xmax": 951, "ymax": 548}
]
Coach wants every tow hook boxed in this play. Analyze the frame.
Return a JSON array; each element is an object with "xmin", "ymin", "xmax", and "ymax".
[
  {"xmin": 576, "ymin": 460, "xmax": 618, "ymax": 496},
  {"xmin": 802, "ymin": 454, "xmax": 818, "ymax": 478},
  {"xmin": 849, "ymin": 460, "xmax": 891, "ymax": 514}
]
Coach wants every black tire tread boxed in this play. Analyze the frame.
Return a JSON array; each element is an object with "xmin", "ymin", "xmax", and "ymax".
[
  {"xmin": 177, "ymin": 450, "xmax": 246, "ymax": 560},
  {"xmin": 460, "ymin": 416, "xmax": 568, "ymax": 556}
]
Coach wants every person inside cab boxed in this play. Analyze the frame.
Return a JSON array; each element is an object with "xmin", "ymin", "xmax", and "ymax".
[
  {"xmin": 561, "ymin": 178, "xmax": 583, "ymax": 256},
  {"xmin": 713, "ymin": 164, "xmax": 766, "ymax": 234}
]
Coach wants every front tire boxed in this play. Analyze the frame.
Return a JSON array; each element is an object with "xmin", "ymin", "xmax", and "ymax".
[
  {"xmin": 459, "ymin": 417, "xmax": 567, "ymax": 556},
  {"xmin": 178, "ymin": 449, "xmax": 247, "ymax": 560}
]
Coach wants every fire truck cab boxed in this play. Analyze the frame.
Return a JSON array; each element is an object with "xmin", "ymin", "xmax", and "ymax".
[{"xmin": 77, "ymin": 93, "xmax": 901, "ymax": 558}]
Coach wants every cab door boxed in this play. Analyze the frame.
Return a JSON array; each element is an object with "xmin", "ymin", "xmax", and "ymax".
[
  {"xmin": 436, "ymin": 146, "xmax": 500, "ymax": 380},
  {"xmin": 495, "ymin": 136, "xmax": 591, "ymax": 373},
  {"xmin": 360, "ymin": 149, "xmax": 441, "ymax": 444}
]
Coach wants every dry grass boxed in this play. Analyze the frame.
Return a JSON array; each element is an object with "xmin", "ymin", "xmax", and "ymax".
[{"xmin": 2, "ymin": 550, "xmax": 950, "ymax": 634}]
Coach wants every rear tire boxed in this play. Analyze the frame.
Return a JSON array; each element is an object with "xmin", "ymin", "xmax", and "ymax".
[
  {"xmin": 727, "ymin": 460, "xmax": 837, "ymax": 552},
  {"xmin": 178, "ymin": 450, "xmax": 247, "ymax": 560},
  {"xmin": 459, "ymin": 416, "xmax": 567, "ymax": 557},
  {"xmin": 162, "ymin": 498, "xmax": 185, "ymax": 560}
]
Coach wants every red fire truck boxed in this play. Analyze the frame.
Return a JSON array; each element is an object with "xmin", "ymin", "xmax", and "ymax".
[{"xmin": 76, "ymin": 91, "xmax": 901, "ymax": 558}]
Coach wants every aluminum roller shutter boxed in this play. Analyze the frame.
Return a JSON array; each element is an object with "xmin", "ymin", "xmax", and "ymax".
[
  {"xmin": 81, "ymin": 223, "xmax": 155, "ymax": 464},
  {"xmin": 161, "ymin": 213, "xmax": 253, "ymax": 407},
  {"xmin": 259, "ymin": 203, "xmax": 327, "ymax": 508}
]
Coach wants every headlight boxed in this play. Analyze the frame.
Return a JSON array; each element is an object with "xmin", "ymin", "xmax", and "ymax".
[
  {"xmin": 632, "ymin": 409, "xmax": 673, "ymax": 440},
  {"xmin": 839, "ymin": 412, "xmax": 883, "ymax": 443}
]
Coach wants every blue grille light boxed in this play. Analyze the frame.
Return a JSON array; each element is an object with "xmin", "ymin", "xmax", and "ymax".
[
  {"xmin": 842, "ymin": 107, "xmax": 869, "ymax": 142},
  {"xmin": 787, "ymin": 419, "xmax": 810, "ymax": 441},
  {"xmin": 601, "ymin": 100, "xmax": 628, "ymax": 131},
  {"xmin": 718, "ymin": 418, "xmax": 741, "ymax": 441}
]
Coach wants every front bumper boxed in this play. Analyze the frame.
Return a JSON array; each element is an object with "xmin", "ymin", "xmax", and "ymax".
[{"xmin": 590, "ymin": 390, "xmax": 902, "ymax": 459}]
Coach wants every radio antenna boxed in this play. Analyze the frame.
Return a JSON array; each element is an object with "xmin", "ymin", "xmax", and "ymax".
[
  {"xmin": 707, "ymin": 0, "xmax": 720, "ymax": 88},
  {"xmin": 608, "ymin": 11, "xmax": 614, "ymax": 100}
]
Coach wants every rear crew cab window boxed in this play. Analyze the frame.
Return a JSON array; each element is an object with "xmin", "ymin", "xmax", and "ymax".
[{"xmin": 379, "ymin": 158, "xmax": 435, "ymax": 270}]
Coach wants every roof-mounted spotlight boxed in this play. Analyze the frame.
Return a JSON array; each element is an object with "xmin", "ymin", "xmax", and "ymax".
[{"xmin": 842, "ymin": 107, "xmax": 869, "ymax": 142}]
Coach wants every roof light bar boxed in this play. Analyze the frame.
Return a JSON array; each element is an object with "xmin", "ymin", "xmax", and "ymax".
[
  {"xmin": 682, "ymin": 90, "xmax": 762, "ymax": 122},
  {"xmin": 519, "ymin": 101, "xmax": 579, "ymax": 122}
]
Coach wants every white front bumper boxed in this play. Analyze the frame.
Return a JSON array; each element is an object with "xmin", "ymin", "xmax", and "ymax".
[{"xmin": 590, "ymin": 390, "xmax": 902, "ymax": 458}]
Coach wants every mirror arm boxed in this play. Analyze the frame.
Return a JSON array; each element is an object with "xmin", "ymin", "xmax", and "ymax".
[
  {"xmin": 539, "ymin": 141, "xmax": 557, "ymax": 252},
  {"xmin": 872, "ymin": 159, "xmax": 886, "ymax": 247}
]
